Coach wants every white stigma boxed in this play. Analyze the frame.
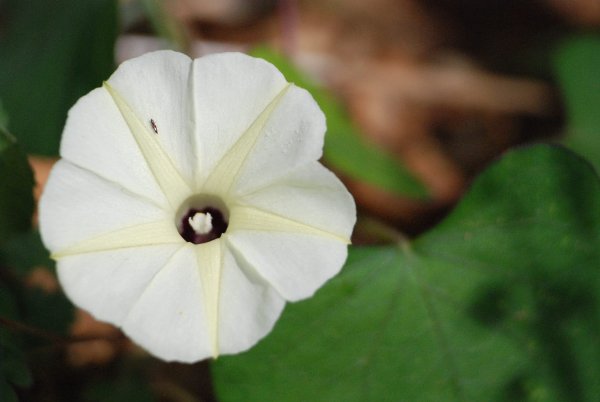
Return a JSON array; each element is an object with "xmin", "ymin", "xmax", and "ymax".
[{"xmin": 188, "ymin": 212, "xmax": 213, "ymax": 235}]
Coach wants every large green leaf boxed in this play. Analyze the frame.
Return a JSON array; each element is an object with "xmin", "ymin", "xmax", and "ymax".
[
  {"xmin": 554, "ymin": 35, "xmax": 600, "ymax": 169},
  {"xmin": 251, "ymin": 47, "xmax": 428, "ymax": 199},
  {"xmin": 0, "ymin": 128, "xmax": 35, "ymax": 243},
  {"xmin": 213, "ymin": 145, "xmax": 600, "ymax": 401},
  {"xmin": 0, "ymin": 0, "xmax": 117, "ymax": 155}
]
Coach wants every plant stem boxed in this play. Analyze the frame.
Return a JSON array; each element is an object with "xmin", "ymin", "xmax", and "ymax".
[{"xmin": 356, "ymin": 215, "xmax": 412, "ymax": 250}]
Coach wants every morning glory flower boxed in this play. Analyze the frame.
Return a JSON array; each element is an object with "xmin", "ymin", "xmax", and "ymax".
[{"xmin": 39, "ymin": 51, "xmax": 356, "ymax": 362}]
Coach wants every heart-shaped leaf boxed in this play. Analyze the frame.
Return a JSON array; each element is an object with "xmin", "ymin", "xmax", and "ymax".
[{"xmin": 213, "ymin": 145, "xmax": 600, "ymax": 402}]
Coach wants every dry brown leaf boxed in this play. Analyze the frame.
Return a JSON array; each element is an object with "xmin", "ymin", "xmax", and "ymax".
[
  {"xmin": 25, "ymin": 266, "xmax": 59, "ymax": 293},
  {"xmin": 67, "ymin": 309, "xmax": 123, "ymax": 367},
  {"xmin": 546, "ymin": 0, "xmax": 600, "ymax": 26},
  {"xmin": 28, "ymin": 156, "xmax": 56, "ymax": 226}
]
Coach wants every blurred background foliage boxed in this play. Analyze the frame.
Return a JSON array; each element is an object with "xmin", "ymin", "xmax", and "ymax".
[{"xmin": 0, "ymin": 0, "xmax": 600, "ymax": 401}]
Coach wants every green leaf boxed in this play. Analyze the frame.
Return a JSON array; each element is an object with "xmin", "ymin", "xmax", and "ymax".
[
  {"xmin": 0, "ymin": 100, "xmax": 9, "ymax": 129},
  {"xmin": 0, "ymin": 283, "xmax": 19, "ymax": 320},
  {"xmin": 554, "ymin": 34, "xmax": 600, "ymax": 169},
  {"xmin": 20, "ymin": 288, "xmax": 74, "ymax": 337},
  {"xmin": 0, "ymin": 230, "xmax": 72, "ymax": 335},
  {"xmin": 213, "ymin": 145, "xmax": 600, "ymax": 401},
  {"xmin": 251, "ymin": 47, "xmax": 428, "ymax": 199},
  {"xmin": 0, "ymin": 284, "xmax": 33, "ymax": 397},
  {"xmin": 0, "ymin": 0, "xmax": 117, "ymax": 155},
  {"xmin": 84, "ymin": 371, "xmax": 156, "ymax": 402},
  {"xmin": 0, "ymin": 128, "xmax": 34, "ymax": 243},
  {"xmin": 0, "ymin": 231, "xmax": 54, "ymax": 277},
  {"xmin": 0, "ymin": 345, "xmax": 32, "ymax": 388},
  {"xmin": 0, "ymin": 378, "xmax": 18, "ymax": 402}
]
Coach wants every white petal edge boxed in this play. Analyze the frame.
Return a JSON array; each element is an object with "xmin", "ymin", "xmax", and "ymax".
[
  {"xmin": 106, "ymin": 50, "xmax": 197, "ymax": 184},
  {"xmin": 235, "ymin": 161, "xmax": 356, "ymax": 240},
  {"xmin": 39, "ymin": 160, "xmax": 169, "ymax": 253},
  {"xmin": 56, "ymin": 244, "xmax": 183, "ymax": 325},
  {"xmin": 191, "ymin": 52, "xmax": 289, "ymax": 186},
  {"xmin": 217, "ymin": 242, "xmax": 286, "ymax": 355},
  {"xmin": 226, "ymin": 232, "xmax": 349, "ymax": 302},
  {"xmin": 59, "ymin": 87, "xmax": 166, "ymax": 206},
  {"xmin": 229, "ymin": 84, "xmax": 326, "ymax": 195},
  {"xmin": 122, "ymin": 244, "xmax": 212, "ymax": 362}
]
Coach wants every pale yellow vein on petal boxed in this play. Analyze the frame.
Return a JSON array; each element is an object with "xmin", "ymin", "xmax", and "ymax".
[
  {"xmin": 187, "ymin": 62, "xmax": 201, "ymax": 187},
  {"xmin": 195, "ymin": 239, "xmax": 223, "ymax": 358},
  {"xmin": 51, "ymin": 220, "xmax": 182, "ymax": 259},
  {"xmin": 228, "ymin": 205, "xmax": 351, "ymax": 244},
  {"xmin": 103, "ymin": 82, "xmax": 191, "ymax": 209},
  {"xmin": 201, "ymin": 83, "xmax": 292, "ymax": 195}
]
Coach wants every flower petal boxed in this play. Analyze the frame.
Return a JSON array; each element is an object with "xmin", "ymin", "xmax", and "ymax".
[
  {"xmin": 56, "ymin": 244, "xmax": 183, "ymax": 324},
  {"xmin": 51, "ymin": 220, "xmax": 181, "ymax": 259},
  {"xmin": 201, "ymin": 80, "xmax": 326, "ymax": 195},
  {"xmin": 225, "ymin": 232, "xmax": 349, "ymax": 302},
  {"xmin": 228, "ymin": 205, "xmax": 348, "ymax": 243},
  {"xmin": 194, "ymin": 239, "xmax": 222, "ymax": 357},
  {"xmin": 39, "ymin": 161, "xmax": 172, "ymax": 253},
  {"xmin": 106, "ymin": 50, "xmax": 196, "ymax": 184},
  {"xmin": 122, "ymin": 244, "xmax": 212, "ymax": 362},
  {"xmin": 189, "ymin": 239, "xmax": 286, "ymax": 358},
  {"xmin": 59, "ymin": 87, "xmax": 166, "ymax": 205},
  {"xmin": 202, "ymin": 83, "xmax": 292, "ymax": 195},
  {"xmin": 229, "ymin": 84, "xmax": 326, "ymax": 195},
  {"xmin": 191, "ymin": 52, "xmax": 289, "ymax": 187},
  {"xmin": 217, "ymin": 243, "xmax": 286, "ymax": 355},
  {"xmin": 220, "ymin": 162, "xmax": 354, "ymax": 303},
  {"xmin": 115, "ymin": 240, "xmax": 285, "ymax": 362},
  {"xmin": 103, "ymin": 81, "xmax": 191, "ymax": 209},
  {"xmin": 235, "ymin": 162, "xmax": 356, "ymax": 240}
]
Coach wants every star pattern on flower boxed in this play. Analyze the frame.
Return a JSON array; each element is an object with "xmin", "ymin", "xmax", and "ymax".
[{"xmin": 40, "ymin": 51, "xmax": 356, "ymax": 362}]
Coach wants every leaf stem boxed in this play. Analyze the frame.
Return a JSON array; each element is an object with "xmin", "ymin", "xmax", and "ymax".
[{"xmin": 356, "ymin": 215, "xmax": 412, "ymax": 250}]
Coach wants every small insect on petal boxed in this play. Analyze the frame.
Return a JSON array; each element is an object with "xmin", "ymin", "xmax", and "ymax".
[{"xmin": 150, "ymin": 119, "xmax": 158, "ymax": 134}]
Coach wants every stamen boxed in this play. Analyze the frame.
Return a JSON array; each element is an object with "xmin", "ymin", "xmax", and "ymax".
[
  {"xmin": 175, "ymin": 195, "xmax": 228, "ymax": 244},
  {"xmin": 189, "ymin": 212, "xmax": 213, "ymax": 235}
]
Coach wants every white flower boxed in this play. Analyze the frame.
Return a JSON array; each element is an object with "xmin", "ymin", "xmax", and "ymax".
[{"xmin": 39, "ymin": 51, "xmax": 356, "ymax": 362}]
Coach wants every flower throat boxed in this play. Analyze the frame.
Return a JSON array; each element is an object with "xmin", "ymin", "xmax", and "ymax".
[{"xmin": 175, "ymin": 195, "xmax": 229, "ymax": 244}]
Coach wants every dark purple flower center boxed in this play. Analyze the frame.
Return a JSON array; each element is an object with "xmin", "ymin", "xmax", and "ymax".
[
  {"xmin": 178, "ymin": 206, "xmax": 228, "ymax": 244},
  {"xmin": 175, "ymin": 195, "xmax": 229, "ymax": 245}
]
